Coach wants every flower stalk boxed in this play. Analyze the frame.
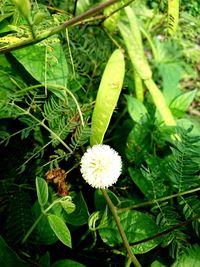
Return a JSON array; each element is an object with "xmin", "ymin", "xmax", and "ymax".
[{"xmin": 101, "ymin": 189, "xmax": 141, "ymax": 267}]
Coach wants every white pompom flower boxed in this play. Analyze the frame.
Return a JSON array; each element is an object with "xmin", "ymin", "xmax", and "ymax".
[{"xmin": 80, "ymin": 144, "xmax": 122, "ymax": 189}]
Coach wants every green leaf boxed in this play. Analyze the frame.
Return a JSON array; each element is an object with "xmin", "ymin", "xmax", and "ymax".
[
  {"xmin": 128, "ymin": 167, "xmax": 153, "ymax": 198},
  {"xmin": 0, "ymin": 55, "xmax": 25, "ymax": 99},
  {"xmin": 171, "ymin": 244, "xmax": 200, "ymax": 267},
  {"xmin": 0, "ymin": 236, "xmax": 29, "ymax": 267},
  {"xmin": 51, "ymin": 259, "xmax": 86, "ymax": 267},
  {"xmin": 99, "ymin": 210, "xmax": 161, "ymax": 254},
  {"xmin": 125, "ymin": 95, "xmax": 148, "ymax": 123},
  {"xmin": 125, "ymin": 124, "xmax": 151, "ymax": 164},
  {"xmin": 170, "ymin": 89, "xmax": 197, "ymax": 115},
  {"xmin": 39, "ymin": 252, "xmax": 50, "ymax": 267},
  {"xmin": 177, "ymin": 118, "xmax": 200, "ymax": 136},
  {"xmin": 150, "ymin": 260, "xmax": 167, "ymax": 267},
  {"xmin": 36, "ymin": 177, "xmax": 48, "ymax": 206},
  {"xmin": 12, "ymin": 38, "xmax": 68, "ymax": 86},
  {"xmin": 155, "ymin": 40, "xmax": 184, "ymax": 104},
  {"xmin": 48, "ymin": 214, "xmax": 72, "ymax": 248},
  {"xmin": 64, "ymin": 192, "xmax": 89, "ymax": 226}
]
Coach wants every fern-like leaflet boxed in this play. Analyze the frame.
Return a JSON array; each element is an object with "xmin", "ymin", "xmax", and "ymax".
[{"xmin": 43, "ymin": 95, "xmax": 79, "ymax": 147}]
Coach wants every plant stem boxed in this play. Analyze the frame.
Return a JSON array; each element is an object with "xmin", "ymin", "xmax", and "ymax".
[
  {"xmin": 101, "ymin": 189, "xmax": 141, "ymax": 267},
  {"xmin": 21, "ymin": 199, "xmax": 60, "ymax": 244},
  {"xmin": 21, "ymin": 213, "xmax": 44, "ymax": 244},
  {"xmin": 118, "ymin": 187, "xmax": 200, "ymax": 212},
  {"xmin": 0, "ymin": 0, "xmax": 134, "ymax": 54}
]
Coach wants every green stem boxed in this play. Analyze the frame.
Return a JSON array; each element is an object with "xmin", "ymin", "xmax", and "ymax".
[
  {"xmin": 118, "ymin": 187, "xmax": 200, "ymax": 213},
  {"xmin": 101, "ymin": 189, "xmax": 141, "ymax": 267},
  {"xmin": 21, "ymin": 199, "xmax": 60, "ymax": 244},
  {"xmin": 21, "ymin": 212, "xmax": 44, "ymax": 244}
]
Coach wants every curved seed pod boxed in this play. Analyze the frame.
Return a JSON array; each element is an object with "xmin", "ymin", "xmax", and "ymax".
[
  {"xmin": 125, "ymin": 6, "xmax": 143, "ymax": 51},
  {"xmin": 145, "ymin": 79, "xmax": 176, "ymax": 126},
  {"xmin": 90, "ymin": 49, "xmax": 125, "ymax": 145},
  {"xmin": 134, "ymin": 70, "xmax": 144, "ymax": 102},
  {"xmin": 168, "ymin": 0, "xmax": 179, "ymax": 35},
  {"xmin": 118, "ymin": 7, "xmax": 152, "ymax": 80}
]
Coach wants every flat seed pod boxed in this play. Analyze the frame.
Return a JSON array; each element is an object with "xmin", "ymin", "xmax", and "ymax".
[{"xmin": 90, "ymin": 49, "xmax": 125, "ymax": 145}]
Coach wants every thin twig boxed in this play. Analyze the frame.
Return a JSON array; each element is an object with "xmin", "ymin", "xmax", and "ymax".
[
  {"xmin": 118, "ymin": 187, "xmax": 200, "ymax": 212},
  {"xmin": 130, "ymin": 215, "xmax": 200, "ymax": 247}
]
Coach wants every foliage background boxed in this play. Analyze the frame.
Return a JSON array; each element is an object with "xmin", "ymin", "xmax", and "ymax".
[{"xmin": 0, "ymin": 0, "xmax": 200, "ymax": 266}]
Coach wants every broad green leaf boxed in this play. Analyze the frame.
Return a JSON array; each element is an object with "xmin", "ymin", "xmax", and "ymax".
[
  {"xmin": 158, "ymin": 62, "xmax": 183, "ymax": 104},
  {"xmin": 170, "ymin": 89, "xmax": 197, "ymax": 115},
  {"xmin": 36, "ymin": 177, "xmax": 48, "ymax": 206},
  {"xmin": 128, "ymin": 167, "xmax": 153, "ymax": 198},
  {"xmin": 12, "ymin": 37, "xmax": 68, "ymax": 86},
  {"xmin": 155, "ymin": 40, "xmax": 184, "ymax": 104},
  {"xmin": 125, "ymin": 124, "xmax": 151, "ymax": 164},
  {"xmin": 177, "ymin": 118, "xmax": 200, "ymax": 136},
  {"xmin": 0, "ymin": 236, "xmax": 29, "ymax": 267},
  {"xmin": 150, "ymin": 260, "xmax": 167, "ymax": 267},
  {"xmin": 99, "ymin": 210, "xmax": 161, "ymax": 254},
  {"xmin": 48, "ymin": 214, "xmax": 72, "ymax": 248},
  {"xmin": 64, "ymin": 192, "xmax": 89, "ymax": 226},
  {"xmin": 51, "ymin": 259, "xmax": 86, "ymax": 267},
  {"xmin": 171, "ymin": 244, "xmax": 200, "ymax": 267},
  {"xmin": 39, "ymin": 252, "xmax": 50, "ymax": 267},
  {"xmin": 126, "ymin": 95, "xmax": 148, "ymax": 123},
  {"xmin": 0, "ymin": 55, "xmax": 25, "ymax": 99},
  {"xmin": 32, "ymin": 201, "xmax": 58, "ymax": 245}
]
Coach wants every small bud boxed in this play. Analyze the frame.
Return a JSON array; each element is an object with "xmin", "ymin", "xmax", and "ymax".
[{"xmin": 60, "ymin": 197, "xmax": 76, "ymax": 214}]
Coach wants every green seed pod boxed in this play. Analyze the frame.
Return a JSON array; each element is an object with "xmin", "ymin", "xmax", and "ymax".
[
  {"xmin": 90, "ymin": 49, "xmax": 125, "ymax": 145},
  {"xmin": 118, "ymin": 7, "xmax": 152, "ymax": 80},
  {"xmin": 12, "ymin": 0, "xmax": 31, "ymax": 20}
]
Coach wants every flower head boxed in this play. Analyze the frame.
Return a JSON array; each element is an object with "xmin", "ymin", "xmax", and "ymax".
[{"xmin": 80, "ymin": 144, "xmax": 122, "ymax": 189}]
